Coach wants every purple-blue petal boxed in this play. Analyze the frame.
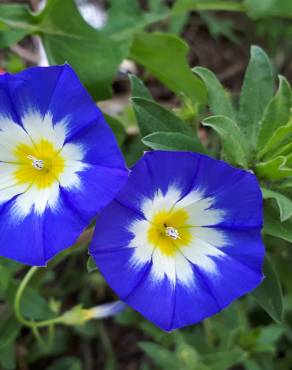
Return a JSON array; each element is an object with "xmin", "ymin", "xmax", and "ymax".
[{"xmin": 90, "ymin": 151, "xmax": 265, "ymax": 330}]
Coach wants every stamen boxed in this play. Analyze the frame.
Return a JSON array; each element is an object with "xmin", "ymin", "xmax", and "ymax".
[
  {"xmin": 27, "ymin": 155, "xmax": 44, "ymax": 171},
  {"xmin": 165, "ymin": 226, "xmax": 180, "ymax": 240}
]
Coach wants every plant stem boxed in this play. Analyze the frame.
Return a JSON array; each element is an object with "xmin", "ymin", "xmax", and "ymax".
[{"xmin": 14, "ymin": 266, "xmax": 63, "ymax": 329}]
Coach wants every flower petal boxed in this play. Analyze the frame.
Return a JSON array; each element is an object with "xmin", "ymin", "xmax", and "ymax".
[
  {"xmin": 90, "ymin": 151, "xmax": 264, "ymax": 330},
  {"xmin": 0, "ymin": 66, "xmax": 128, "ymax": 265}
]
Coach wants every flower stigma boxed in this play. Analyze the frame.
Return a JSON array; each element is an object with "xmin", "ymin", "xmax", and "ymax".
[
  {"xmin": 165, "ymin": 226, "xmax": 180, "ymax": 240},
  {"xmin": 147, "ymin": 208, "xmax": 192, "ymax": 256},
  {"xmin": 27, "ymin": 155, "xmax": 44, "ymax": 171}
]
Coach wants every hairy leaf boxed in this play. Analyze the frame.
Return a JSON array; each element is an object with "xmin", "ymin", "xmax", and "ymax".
[
  {"xmin": 252, "ymin": 257, "xmax": 283, "ymax": 323},
  {"xmin": 238, "ymin": 46, "xmax": 274, "ymax": 146},
  {"xmin": 142, "ymin": 131, "xmax": 206, "ymax": 153},
  {"xmin": 193, "ymin": 66, "xmax": 236, "ymax": 120},
  {"xmin": 256, "ymin": 156, "xmax": 292, "ymax": 181},
  {"xmin": 262, "ymin": 188, "xmax": 292, "ymax": 221},
  {"xmin": 202, "ymin": 115, "xmax": 249, "ymax": 167},
  {"xmin": 257, "ymin": 76, "xmax": 292, "ymax": 154},
  {"xmin": 131, "ymin": 97, "xmax": 187, "ymax": 137},
  {"xmin": 258, "ymin": 118, "xmax": 292, "ymax": 158},
  {"xmin": 264, "ymin": 202, "xmax": 292, "ymax": 243},
  {"xmin": 129, "ymin": 74, "xmax": 153, "ymax": 100}
]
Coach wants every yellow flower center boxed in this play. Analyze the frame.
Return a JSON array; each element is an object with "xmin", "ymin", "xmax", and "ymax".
[
  {"xmin": 13, "ymin": 139, "xmax": 65, "ymax": 189},
  {"xmin": 147, "ymin": 208, "xmax": 192, "ymax": 256}
]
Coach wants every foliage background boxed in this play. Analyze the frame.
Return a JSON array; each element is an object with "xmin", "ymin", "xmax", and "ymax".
[{"xmin": 0, "ymin": 0, "xmax": 292, "ymax": 369}]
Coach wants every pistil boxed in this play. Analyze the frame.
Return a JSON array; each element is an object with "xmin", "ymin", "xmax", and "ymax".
[
  {"xmin": 165, "ymin": 226, "xmax": 180, "ymax": 240},
  {"xmin": 27, "ymin": 155, "xmax": 44, "ymax": 171}
]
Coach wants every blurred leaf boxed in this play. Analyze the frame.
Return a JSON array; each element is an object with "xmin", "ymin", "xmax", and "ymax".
[
  {"xmin": 278, "ymin": 178, "xmax": 292, "ymax": 190},
  {"xmin": 0, "ymin": 265, "xmax": 13, "ymax": 292},
  {"xmin": 131, "ymin": 97, "xmax": 187, "ymax": 137},
  {"xmin": 272, "ymin": 141, "xmax": 292, "ymax": 158},
  {"xmin": 142, "ymin": 131, "xmax": 206, "ymax": 153},
  {"xmin": 9, "ymin": 285, "xmax": 57, "ymax": 321},
  {"xmin": 129, "ymin": 74, "xmax": 153, "ymax": 100},
  {"xmin": 38, "ymin": 0, "xmax": 130, "ymax": 101},
  {"xmin": 257, "ymin": 76, "xmax": 292, "ymax": 155},
  {"xmin": 244, "ymin": 0, "xmax": 292, "ymax": 19},
  {"xmin": 122, "ymin": 134, "xmax": 145, "ymax": 167},
  {"xmin": 21, "ymin": 288, "xmax": 56, "ymax": 321},
  {"xmin": 0, "ymin": 316, "xmax": 20, "ymax": 350},
  {"xmin": 86, "ymin": 256, "xmax": 98, "ymax": 273},
  {"xmin": 193, "ymin": 66, "xmax": 236, "ymax": 120},
  {"xmin": 139, "ymin": 342, "xmax": 178, "ymax": 370},
  {"xmin": 168, "ymin": 13, "xmax": 189, "ymax": 35},
  {"xmin": 203, "ymin": 349, "xmax": 246, "ymax": 370},
  {"xmin": 257, "ymin": 324, "xmax": 283, "ymax": 347},
  {"xmin": 130, "ymin": 32, "xmax": 207, "ymax": 104},
  {"xmin": 262, "ymin": 188, "xmax": 292, "ymax": 221},
  {"xmin": 103, "ymin": 113, "xmax": 126, "ymax": 146},
  {"xmin": 4, "ymin": 53, "xmax": 25, "ymax": 73},
  {"xmin": 172, "ymin": 0, "xmax": 245, "ymax": 14},
  {"xmin": 47, "ymin": 357, "xmax": 82, "ymax": 370},
  {"xmin": 202, "ymin": 115, "xmax": 249, "ymax": 167},
  {"xmin": 103, "ymin": 0, "xmax": 168, "ymax": 40},
  {"xmin": 200, "ymin": 12, "xmax": 239, "ymax": 43},
  {"xmin": 256, "ymin": 156, "xmax": 292, "ymax": 181},
  {"xmin": 0, "ymin": 4, "xmax": 34, "ymax": 48},
  {"xmin": 176, "ymin": 342, "xmax": 201, "ymax": 369},
  {"xmin": 0, "ymin": 344, "xmax": 15, "ymax": 370},
  {"xmin": 238, "ymin": 46, "xmax": 274, "ymax": 147},
  {"xmin": 252, "ymin": 256, "xmax": 283, "ymax": 323},
  {"xmin": 264, "ymin": 202, "xmax": 292, "ymax": 243}
]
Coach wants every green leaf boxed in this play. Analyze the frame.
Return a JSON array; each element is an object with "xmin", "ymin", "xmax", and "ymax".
[
  {"xmin": 0, "ymin": 316, "xmax": 20, "ymax": 350},
  {"xmin": 0, "ymin": 265, "xmax": 13, "ymax": 292},
  {"xmin": 47, "ymin": 357, "xmax": 82, "ymax": 370},
  {"xmin": 193, "ymin": 66, "xmax": 236, "ymax": 120},
  {"xmin": 203, "ymin": 350, "xmax": 246, "ymax": 370},
  {"xmin": 103, "ymin": 113, "xmax": 126, "ymax": 146},
  {"xmin": 176, "ymin": 342, "xmax": 201, "ymax": 368},
  {"xmin": 238, "ymin": 46, "xmax": 274, "ymax": 146},
  {"xmin": 21, "ymin": 286, "xmax": 57, "ymax": 321},
  {"xmin": 38, "ymin": 0, "xmax": 131, "ymax": 101},
  {"xmin": 131, "ymin": 97, "xmax": 187, "ymax": 137},
  {"xmin": 257, "ymin": 325, "xmax": 283, "ymax": 347},
  {"xmin": 172, "ymin": 0, "xmax": 246, "ymax": 14},
  {"xmin": 202, "ymin": 115, "xmax": 249, "ymax": 167},
  {"xmin": 272, "ymin": 141, "xmax": 292, "ymax": 158},
  {"xmin": 102, "ymin": 0, "xmax": 168, "ymax": 41},
  {"xmin": 6, "ymin": 284, "xmax": 57, "ymax": 321},
  {"xmin": 252, "ymin": 257, "xmax": 283, "ymax": 323},
  {"xmin": 257, "ymin": 118, "xmax": 292, "ymax": 158},
  {"xmin": 244, "ymin": 0, "xmax": 292, "ymax": 19},
  {"xmin": 256, "ymin": 156, "xmax": 292, "ymax": 181},
  {"xmin": 130, "ymin": 32, "xmax": 207, "ymax": 104},
  {"xmin": 257, "ymin": 76, "xmax": 292, "ymax": 154},
  {"xmin": 142, "ymin": 131, "xmax": 206, "ymax": 153},
  {"xmin": 264, "ymin": 202, "xmax": 292, "ymax": 243},
  {"xmin": 0, "ymin": 4, "xmax": 34, "ymax": 48},
  {"xmin": 129, "ymin": 74, "xmax": 153, "ymax": 100},
  {"xmin": 262, "ymin": 187, "xmax": 292, "ymax": 221},
  {"xmin": 86, "ymin": 256, "xmax": 98, "ymax": 274},
  {"xmin": 0, "ymin": 344, "xmax": 15, "ymax": 370},
  {"xmin": 139, "ymin": 342, "xmax": 178, "ymax": 370},
  {"xmin": 200, "ymin": 12, "xmax": 239, "ymax": 44}
]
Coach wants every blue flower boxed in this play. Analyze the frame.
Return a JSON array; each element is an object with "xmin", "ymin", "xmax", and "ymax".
[
  {"xmin": 90, "ymin": 151, "xmax": 265, "ymax": 331},
  {"xmin": 0, "ymin": 65, "xmax": 128, "ymax": 266}
]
